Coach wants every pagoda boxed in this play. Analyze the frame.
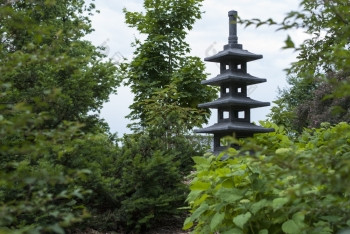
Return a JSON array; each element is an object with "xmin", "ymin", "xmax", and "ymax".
[{"xmin": 195, "ymin": 10, "xmax": 274, "ymax": 153}]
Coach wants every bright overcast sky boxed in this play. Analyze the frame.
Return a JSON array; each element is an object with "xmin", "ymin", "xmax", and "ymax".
[{"xmin": 85, "ymin": 0, "xmax": 304, "ymax": 136}]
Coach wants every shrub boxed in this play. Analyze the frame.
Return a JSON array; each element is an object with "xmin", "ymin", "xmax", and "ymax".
[
  {"xmin": 184, "ymin": 122, "xmax": 350, "ymax": 233},
  {"xmin": 68, "ymin": 131, "xmax": 195, "ymax": 233},
  {"xmin": 110, "ymin": 133, "xmax": 189, "ymax": 232}
]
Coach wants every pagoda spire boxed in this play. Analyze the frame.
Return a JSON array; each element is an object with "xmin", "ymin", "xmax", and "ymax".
[
  {"xmin": 228, "ymin": 10, "xmax": 238, "ymax": 44},
  {"xmin": 225, "ymin": 10, "xmax": 242, "ymax": 50}
]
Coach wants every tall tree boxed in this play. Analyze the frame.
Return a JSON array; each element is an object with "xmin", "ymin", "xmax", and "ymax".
[
  {"xmin": 122, "ymin": 0, "xmax": 217, "ymax": 130},
  {"xmin": 0, "ymin": 0, "xmax": 119, "ymax": 131}
]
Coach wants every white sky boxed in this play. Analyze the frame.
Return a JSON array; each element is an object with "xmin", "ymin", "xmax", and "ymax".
[{"xmin": 85, "ymin": 0, "xmax": 304, "ymax": 136}]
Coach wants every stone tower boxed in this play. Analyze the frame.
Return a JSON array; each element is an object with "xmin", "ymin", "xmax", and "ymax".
[{"xmin": 195, "ymin": 10, "xmax": 274, "ymax": 153}]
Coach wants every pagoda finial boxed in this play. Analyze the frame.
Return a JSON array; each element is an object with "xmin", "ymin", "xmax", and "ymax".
[
  {"xmin": 228, "ymin": 10, "xmax": 238, "ymax": 44},
  {"xmin": 224, "ymin": 10, "xmax": 242, "ymax": 50}
]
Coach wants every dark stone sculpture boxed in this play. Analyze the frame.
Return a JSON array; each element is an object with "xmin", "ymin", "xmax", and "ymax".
[{"xmin": 195, "ymin": 10, "xmax": 274, "ymax": 153}]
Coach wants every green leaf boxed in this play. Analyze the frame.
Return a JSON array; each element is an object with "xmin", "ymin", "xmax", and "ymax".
[
  {"xmin": 233, "ymin": 212, "xmax": 252, "ymax": 229},
  {"xmin": 216, "ymin": 188, "xmax": 243, "ymax": 203},
  {"xmin": 222, "ymin": 228, "xmax": 244, "ymax": 234},
  {"xmin": 259, "ymin": 229, "xmax": 269, "ymax": 234},
  {"xmin": 251, "ymin": 199, "xmax": 268, "ymax": 214},
  {"xmin": 192, "ymin": 156, "xmax": 209, "ymax": 165},
  {"xmin": 292, "ymin": 212, "xmax": 305, "ymax": 227},
  {"xmin": 192, "ymin": 193, "xmax": 209, "ymax": 207},
  {"xmin": 272, "ymin": 197, "xmax": 289, "ymax": 211},
  {"xmin": 186, "ymin": 190, "xmax": 202, "ymax": 203},
  {"xmin": 320, "ymin": 215, "xmax": 342, "ymax": 223},
  {"xmin": 283, "ymin": 35, "xmax": 295, "ymax": 49},
  {"xmin": 183, "ymin": 217, "xmax": 193, "ymax": 230},
  {"xmin": 275, "ymin": 148, "xmax": 291, "ymax": 155},
  {"xmin": 191, "ymin": 203, "xmax": 209, "ymax": 220},
  {"xmin": 282, "ymin": 220, "xmax": 300, "ymax": 234},
  {"xmin": 210, "ymin": 212, "xmax": 225, "ymax": 231},
  {"xmin": 222, "ymin": 178, "xmax": 234, "ymax": 188},
  {"xmin": 190, "ymin": 181, "xmax": 211, "ymax": 191},
  {"xmin": 222, "ymin": 193, "xmax": 243, "ymax": 203},
  {"xmin": 66, "ymin": 200, "xmax": 77, "ymax": 206},
  {"xmin": 48, "ymin": 224, "xmax": 65, "ymax": 234}
]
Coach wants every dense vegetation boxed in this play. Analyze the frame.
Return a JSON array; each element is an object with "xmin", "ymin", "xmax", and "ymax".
[
  {"xmin": 1, "ymin": 0, "xmax": 117, "ymax": 232},
  {"xmin": 258, "ymin": 0, "xmax": 350, "ymax": 134},
  {"xmin": 184, "ymin": 122, "xmax": 350, "ymax": 233},
  {"xmin": 0, "ymin": 0, "xmax": 208, "ymax": 233},
  {"xmin": 1, "ymin": 0, "xmax": 349, "ymax": 233}
]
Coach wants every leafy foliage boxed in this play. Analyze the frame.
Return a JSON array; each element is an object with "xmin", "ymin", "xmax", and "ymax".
[
  {"xmin": 0, "ymin": 0, "xmax": 119, "ymax": 131},
  {"xmin": 139, "ymin": 83, "xmax": 211, "ymax": 171},
  {"xmin": 185, "ymin": 122, "xmax": 350, "ymax": 233},
  {"xmin": 240, "ymin": 0, "xmax": 350, "ymax": 132},
  {"xmin": 1, "ymin": 0, "xmax": 215, "ymax": 233},
  {"xmin": 269, "ymin": 71, "xmax": 350, "ymax": 133},
  {"xmin": 122, "ymin": 0, "xmax": 217, "ymax": 129},
  {"xmin": 0, "ymin": 88, "xmax": 91, "ymax": 233},
  {"xmin": 0, "ymin": 93, "xmax": 125, "ymax": 233},
  {"xmin": 0, "ymin": 1, "xmax": 122, "ymax": 233},
  {"xmin": 1, "ymin": 95, "xmax": 188, "ymax": 234},
  {"xmin": 241, "ymin": 0, "xmax": 350, "ymax": 79},
  {"xmin": 81, "ymin": 133, "xmax": 189, "ymax": 233}
]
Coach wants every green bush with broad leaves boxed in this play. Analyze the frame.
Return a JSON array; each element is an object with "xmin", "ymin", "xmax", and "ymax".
[{"xmin": 184, "ymin": 122, "xmax": 350, "ymax": 234}]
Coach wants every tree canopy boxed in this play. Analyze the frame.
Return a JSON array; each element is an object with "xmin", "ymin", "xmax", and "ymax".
[
  {"xmin": 0, "ymin": 0, "xmax": 119, "ymax": 131},
  {"xmin": 122, "ymin": 0, "xmax": 217, "ymax": 130},
  {"xmin": 240, "ymin": 0, "xmax": 350, "ymax": 132}
]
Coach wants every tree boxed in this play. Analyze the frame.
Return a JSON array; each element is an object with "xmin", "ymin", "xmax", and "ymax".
[
  {"xmin": 241, "ymin": 0, "xmax": 350, "ymax": 81},
  {"xmin": 122, "ymin": 0, "xmax": 217, "ymax": 130},
  {"xmin": 293, "ymin": 71, "xmax": 350, "ymax": 128},
  {"xmin": 240, "ymin": 0, "xmax": 350, "ymax": 132},
  {"xmin": 0, "ymin": 1, "xmax": 123, "ymax": 232},
  {"xmin": 269, "ymin": 71, "xmax": 350, "ymax": 133},
  {"xmin": 0, "ymin": 0, "xmax": 119, "ymax": 132}
]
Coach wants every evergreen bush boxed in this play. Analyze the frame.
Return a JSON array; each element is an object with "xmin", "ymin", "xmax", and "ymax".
[{"xmin": 107, "ymin": 133, "xmax": 189, "ymax": 232}]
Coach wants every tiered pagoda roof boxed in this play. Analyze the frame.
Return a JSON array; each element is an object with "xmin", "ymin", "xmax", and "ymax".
[
  {"xmin": 195, "ymin": 10, "xmax": 274, "ymax": 153},
  {"xmin": 202, "ymin": 71, "xmax": 266, "ymax": 86},
  {"xmin": 198, "ymin": 96, "xmax": 269, "ymax": 109},
  {"xmin": 204, "ymin": 48, "xmax": 262, "ymax": 62}
]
